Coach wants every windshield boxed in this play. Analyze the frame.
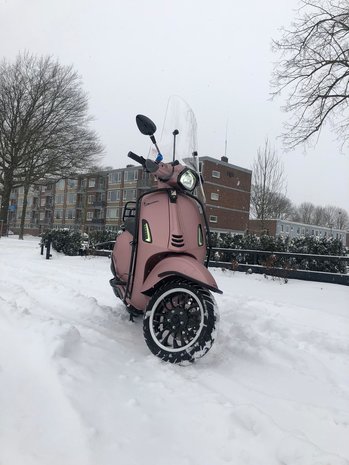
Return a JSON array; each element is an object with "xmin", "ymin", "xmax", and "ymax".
[
  {"xmin": 148, "ymin": 95, "xmax": 205, "ymax": 198},
  {"xmin": 159, "ymin": 96, "xmax": 198, "ymax": 163}
]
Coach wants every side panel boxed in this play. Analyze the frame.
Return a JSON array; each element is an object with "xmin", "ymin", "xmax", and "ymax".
[{"xmin": 112, "ymin": 230, "xmax": 133, "ymax": 283}]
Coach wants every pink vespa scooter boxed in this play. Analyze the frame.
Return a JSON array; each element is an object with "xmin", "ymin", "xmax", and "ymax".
[{"xmin": 110, "ymin": 114, "xmax": 221, "ymax": 364}]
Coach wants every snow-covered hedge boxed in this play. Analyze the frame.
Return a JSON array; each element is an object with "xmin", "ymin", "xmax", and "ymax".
[
  {"xmin": 88, "ymin": 230, "xmax": 117, "ymax": 248},
  {"xmin": 40, "ymin": 230, "xmax": 83, "ymax": 256},
  {"xmin": 210, "ymin": 233, "xmax": 347, "ymax": 273},
  {"xmin": 40, "ymin": 229, "xmax": 118, "ymax": 256}
]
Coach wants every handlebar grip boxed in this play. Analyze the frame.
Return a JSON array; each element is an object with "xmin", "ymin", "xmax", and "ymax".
[{"xmin": 127, "ymin": 151, "xmax": 146, "ymax": 166}]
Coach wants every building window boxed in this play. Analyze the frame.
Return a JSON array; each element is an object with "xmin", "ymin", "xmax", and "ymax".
[
  {"xmin": 106, "ymin": 207, "xmax": 120, "ymax": 219},
  {"xmin": 88, "ymin": 178, "xmax": 95, "ymax": 188},
  {"xmin": 209, "ymin": 215, "xmax": 218, "ymax": 223},
  {"xmin": 68, "ymin": 179, "xmax": 78, "ymax": 188},
  {"xmin": 212, "ymin": 170, "xmax": 220, "ymax": 179},
  {"xmin": 55, "ymin": 209, "xmax": 63, "ymax": 219},
  {"xmin": 108, "ymin": 172, "xmax": 122, "ymax": 184},
  {"xmin": 65, "ymin": 209, "xmax": 75, "ymax": 220},
  {"xmin": 67, "ymin": 193, "xmax": 76, "ymax": 204},
  {"xmin": 55, "ymin": 194, "xmax": 64, "ymax": 205},
  {"xmin": 88, "ymin": 195, "xmax": 95, "ymax": 204},
  {"xmin": 124, "ymin": 170, "xmax": 138, "ymax": 182},
  {"xmin": 86, "ymin": 212, "xmax": 93, "ymax": 221},
  {"xmin": 56, "ymin": 180, "xmax": 65, "ymax": 190},
  {"xmin": 123, "ymin": 189, "xmax": 136, "ymax": 201},
  {"xmin": 107, "ymin": 190, "xmax": 120, "ymax": 202},
  {"xmin": 210, "ymin": 192, "xmax": 219, "ymax": 201}
]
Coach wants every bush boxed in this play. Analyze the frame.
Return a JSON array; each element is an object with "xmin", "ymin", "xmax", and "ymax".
[
  {"xmin": 88, "ymin": 230, "xmax": 117, "ymax": 247},
  {"xmin": 209, "ymin": 232, "xmax": 347, "ymax": 273},
  {"xmin": 40, "ymin": 229, "xmax": 83, "ymax": 256}
]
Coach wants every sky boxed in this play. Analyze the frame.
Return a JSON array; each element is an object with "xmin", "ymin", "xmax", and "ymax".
[{"xmin": 0, "ymin": 0, "xmax": 348, "ymax": 213}]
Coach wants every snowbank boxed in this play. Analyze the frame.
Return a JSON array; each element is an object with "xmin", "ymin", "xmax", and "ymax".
[{"xmin": 0, "ymin": 236, "xmax": 348, "ymax": 465}]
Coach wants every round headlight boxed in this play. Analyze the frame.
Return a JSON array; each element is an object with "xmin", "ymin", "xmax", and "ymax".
[{"xmin": 178, "ymin": 169, "xmax": 198, "ymax": 191}]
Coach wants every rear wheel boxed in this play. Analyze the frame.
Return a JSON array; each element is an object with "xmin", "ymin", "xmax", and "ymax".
[{"xmin": 143, "ymin": 280, "xmax": 218, "ymax": 364}]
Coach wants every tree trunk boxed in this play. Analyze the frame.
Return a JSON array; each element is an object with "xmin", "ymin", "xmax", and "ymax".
[
  {"xmin": 19, "ymin": 182, "xmax": 30, "ymax": 240},
  {"xmin": 0, "ymin": 171, "xmax": 14, "ymax": 236}
]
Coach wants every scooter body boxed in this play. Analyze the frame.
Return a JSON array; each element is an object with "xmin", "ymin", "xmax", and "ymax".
[
  {"xmin": 111, "ymin": 180, "xmax": 219, "ymax": 311},
  {"xmin": 110, "ymin": 113, "xmax": 221, "ymax": 364}
]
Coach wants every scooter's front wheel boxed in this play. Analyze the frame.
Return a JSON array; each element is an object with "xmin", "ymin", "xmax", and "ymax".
[{"xmin": 143, "ymin": 280, "xmax": 218, "ymax": 364}]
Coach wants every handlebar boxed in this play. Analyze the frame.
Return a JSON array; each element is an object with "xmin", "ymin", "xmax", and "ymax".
[
  {"xmin": 127, "ymin": 151, "xmax": 146, "ymax": 166},
  {"xmin": 127, "ymin": 151, "xmax": 160, "ymax": 174}
]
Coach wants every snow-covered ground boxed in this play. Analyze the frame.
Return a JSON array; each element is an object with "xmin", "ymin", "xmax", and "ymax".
[{"xmin": 0, "ymin": 236, "xmax": 348, "ymax": 465}]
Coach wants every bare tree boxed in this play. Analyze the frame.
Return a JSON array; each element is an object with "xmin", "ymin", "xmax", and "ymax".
[
  {"xmin": 0, "ymin": 53, "xmax": 103, "ymax": 238},
  {"xmin": 323, "ymin": 204, "xmax": 349, "ymax": 228},
  {"xmin": 250, "ymin": 139, "xmax": 288, "ymax": 226},
  {"xmin": 312, "ymin": 205, "xmax": 328, "ymax": 226},
  {"xmin": 337, "ymin": 208, "xmax": 349, "ymax": 229},
  {"xmin": 292, "ymin": 201, "xmax": 316, "ymax": 224},
  {"xmin": 272, "ymin": 0, "xmax": 349, "ymax": 149},
  {"xmin": 291, "ymin": 201, "xmax": 349, "ymax": 229},
  {"xmin": 267, "ymin": 192, "xmax": 294, "ymax": 219}
]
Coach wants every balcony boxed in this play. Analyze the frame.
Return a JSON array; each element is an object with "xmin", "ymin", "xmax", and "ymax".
[
  {"xmin": 93, "ymin": 200, "xmax": 106, "ymax": 208},
  {"xmin": 39, "ymin": 218, "xmax": 53, "ymax": 225},
  {"xmin": 75, "ymin": 218, "xmax": 105, "ymax": 225},
  {"xmin": 86, "ymin": 218, "xmax": 105, "ymax": 224}
]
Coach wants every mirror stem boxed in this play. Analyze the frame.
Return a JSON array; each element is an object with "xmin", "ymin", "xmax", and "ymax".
[
  {"xmin": 150, "ymin": 135, "xmax": 161, "ymax": 156},
  {"xmin": 172, "ymin": 129, "xmax": 179, "ymax": 162}
]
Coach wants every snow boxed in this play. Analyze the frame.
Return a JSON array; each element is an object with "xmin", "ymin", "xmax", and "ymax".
[{"xmin": 0, "ymin": 236, "xmax": 348, "ymax": 465}]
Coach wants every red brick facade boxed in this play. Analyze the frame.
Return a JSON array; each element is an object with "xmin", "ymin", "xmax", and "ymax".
[{"xmin": 200, "ymin": 157, "xmax": 252, "ymax": 234}]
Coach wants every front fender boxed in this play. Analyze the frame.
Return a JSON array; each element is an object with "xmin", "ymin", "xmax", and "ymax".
[{"xmin": 141, "ymin": 255, "xmax": 222, "ymax": 295}]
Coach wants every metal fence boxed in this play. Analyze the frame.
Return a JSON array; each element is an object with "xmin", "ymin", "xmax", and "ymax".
[{"xmin": 209, "ymin": 248, "xmax": 349, "ymax": 285}]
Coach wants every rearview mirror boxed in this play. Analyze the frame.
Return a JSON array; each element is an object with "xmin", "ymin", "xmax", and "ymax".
[{"xmin": 136, "ymin": 114, "xmax": 157, "ymax": 136}]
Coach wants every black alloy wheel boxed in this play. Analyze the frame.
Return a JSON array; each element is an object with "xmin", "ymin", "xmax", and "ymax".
[{"xmin": 143, "ymin": 280, "xmax": 218, "ymax": 364}]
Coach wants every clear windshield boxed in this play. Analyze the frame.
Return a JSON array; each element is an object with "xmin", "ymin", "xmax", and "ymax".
[{"xmin": 149, "ymin": 95, "xmax": 205, "ymax": 199}]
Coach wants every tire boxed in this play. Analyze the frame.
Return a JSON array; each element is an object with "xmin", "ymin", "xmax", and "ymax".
[{"xmin": 143, "ymin": 280, "xmax": 218, "ymax": 364}]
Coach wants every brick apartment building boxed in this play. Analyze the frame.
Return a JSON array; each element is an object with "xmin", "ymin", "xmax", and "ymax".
[
  {"xmin": 4, "ymin": 156, "xmax": 251, "ymax": 236},
  {"xmin": 200, "ymin": 156, "xmax": 251, "ymax": 234}
]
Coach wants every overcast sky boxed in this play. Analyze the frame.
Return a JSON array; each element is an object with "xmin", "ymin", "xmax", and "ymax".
[{"xmin": 0, "ymin": 0, "xmax": 348, "ymax": 213}]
